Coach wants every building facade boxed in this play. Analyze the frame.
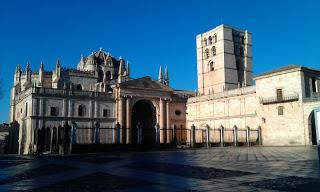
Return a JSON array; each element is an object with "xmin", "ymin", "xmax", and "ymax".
[
  {"xmin": 8, "ymin": 24, "xmax": 320, "ymax": 154},
  {"xmin": 10, "ymin": 50, "xmax": 191, "ymax": 154},
  {"xmin": 187, "ymin": 24, "xmax": 320, "ymax": 146}
]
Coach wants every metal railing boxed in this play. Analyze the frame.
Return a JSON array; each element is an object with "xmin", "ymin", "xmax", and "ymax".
[
  {"xmin": 15, "ymin": 87, "xmax": 113, "ymax": 102},
  {"xmin": 31, "ymin": 124, "xmax": 262, "ymax": 155},
  {"xmin": 188, "ymin": 125, "xmax": 262, "ymax": 147},
  {"xmin": 261, "ymin": 94, "xmax": 299, "ymax": 105}
]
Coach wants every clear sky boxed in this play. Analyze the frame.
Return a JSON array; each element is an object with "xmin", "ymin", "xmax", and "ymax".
[{"xmin": 0, "ymin": 0, "xmax": 319, "ymax": 123}]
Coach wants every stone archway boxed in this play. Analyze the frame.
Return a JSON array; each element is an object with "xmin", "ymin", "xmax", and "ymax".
[
  {"xmin": 131, "ymin": 100, "xmax": 157, "ymax": 144},
  {"xmin": 308, "ymin": 111, "xmax": 317, "ymax": 145}
]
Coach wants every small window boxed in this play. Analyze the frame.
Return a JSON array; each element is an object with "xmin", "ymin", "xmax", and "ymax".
[
  {"xmin": 208, "ymin": 36, "xmax": 213, "ymax": 44},
  {"xmin": 311, "ymin": 77, "xmax": 316, "ymax": 93},
  {"xmin": 76, "ymin": 84, "xmax": 82, "ymax": 90},
  {"xmin": 204, "ymin": 38, "xmax": 208, "ymax": 46},
  {"xmin": 276, "ymin": 89, "xmax": 283, "ymax": 100},
  {"xmin": 213, "ymin": 34, "xmax": 217, "ymax": 43},
  {"xmin": 209, "ymin": 61, "xmax": 214, "ymax": 71},
  {"xmin": 205, "ymin": 49, "xmax": 209, "ymax": 59},
  {"xmin": 278, "ymin": 106, "xmax": 284, "ymax": 116},
  {"xmin": 211, "ymin": 46, "xmax": 216, "ymax": 56},
  {"xmin": 175, "ymin": 110, "xmax": 181, "ymax": 116},
  {"xmin": 78, "ymin": 105, "xmax": 85, "ymax": 117},
  {"xmin": 103, "ymin": 109, "xmax": 109, "ymax": 117},
  {"xmin": 50, "ymin": 107, "xmax": 58, "ymax": 116}
]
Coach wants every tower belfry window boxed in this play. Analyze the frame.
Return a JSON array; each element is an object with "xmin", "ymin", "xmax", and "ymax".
[
  {"xmin": 211, "ymin": 46, "xmax": 216, "ymax": 56},
  {"xmin": 205, "ymin": 49, "xmax": 210, "ymax": 59},
  {"xmin": 204, "ymin": 38, "xmax": 208, "ymax": 46},
  {"xmin": 208, "ymin": 36, "xmax": 213, "ymax": 44},
  {"xmin": 209, "ymin": 61, "xmax": 214, "ymax": 71}
]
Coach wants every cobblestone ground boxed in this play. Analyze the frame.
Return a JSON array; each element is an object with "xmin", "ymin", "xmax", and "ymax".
[{"xmin": 0, "ymin": 146, "xmax": 319, "ymax": 191}]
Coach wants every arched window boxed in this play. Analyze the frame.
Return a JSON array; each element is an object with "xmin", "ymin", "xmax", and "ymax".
[
  {"xmin": 211, "ymin": 46, "xmax": 216, "ymax": 56},
  {"xmin": 214, "ymin": 33, "xmax": 217, "ymax": 43},
  {"xmin": 106, "ymin": 71, "xmax": 111, "ymax": 80},
  {"xmin": 103, "ymin": 109, "xmax": 109, "ymax": 117},
  {"xmin": 78, "ymin": 105, "xmax": 86, "ymax": 117},
  {"xmin": 204, "ymin": 38, "xmax": 208, "ymax": 46},
  {"xmin": 208, "ymin": 36, "xmax": 213, "ymax": 44},
  {"xmin": 204, "ymin": 49, "xmax": 210, "ymax": 59},
  {"xmin": 76, "ymin": 84, "xmax": 82, "ymax": 90},
  {"xmin": 209, "ymin": 61, "xmax": 214, "ymax": 71}
]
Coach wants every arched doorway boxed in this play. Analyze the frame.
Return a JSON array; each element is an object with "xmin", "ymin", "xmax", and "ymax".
[
  {"xmin": 308, "ymin": 111, "xmax": 317, "ymax": 145},
  {"xmin": 131, "ymin": 100, "xmax": 156, "ymax": 144}
]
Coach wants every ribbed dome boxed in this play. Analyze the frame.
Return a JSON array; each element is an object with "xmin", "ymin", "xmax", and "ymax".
[{"xmin": 77, "ymin": 49, "xmax": 118, "ymax": 72}]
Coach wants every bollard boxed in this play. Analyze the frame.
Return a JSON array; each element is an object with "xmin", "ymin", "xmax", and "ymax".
[
  {"xmin": 205, "ymin": 125, "xmax": 210, "ymax": 148},
  {"xmin": 233, "ymin": 126, "xmax": 238, "ymax": 147},
  {"xmin": 191, "ymin": 124, "xmax": 196, "ymax": 148},
  {"xmin": 155, "ymin": 124, "xmax": 160, "ymax": 145},
  {"xmin": 257, "ymin": 126, "xmax": 262, "ymax": 145},
  {"xmin": 246, "ymin": 126, "xmax": 250, "ymax": 147},
  {"xmin": 173, "ymin": 126, "xmax": 177, "ymax": 145},
  {"xmin": 116, "ymin": 127, "xmax": 121, "ymax": 144},
  {"xmin": 220, "ymin": 126, "xmax": 224, "ymax": 147}
]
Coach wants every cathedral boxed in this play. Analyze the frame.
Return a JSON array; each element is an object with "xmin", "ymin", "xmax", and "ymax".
[{"xmin": 9, "ymin": 24, "xmax": 320, "ymax": 154}]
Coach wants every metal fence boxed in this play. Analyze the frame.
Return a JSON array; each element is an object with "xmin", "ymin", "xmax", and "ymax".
[
  {"xmin": 32, "ymin": 124, "xmax": 262, "ymax": 155},
  {"xmin": 189, "ymin": 125, "xmax": 262, "ymax": 147}
]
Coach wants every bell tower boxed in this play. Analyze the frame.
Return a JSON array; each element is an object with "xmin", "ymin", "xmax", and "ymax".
[{"xmin": 196, "ymin": 24, "xmax": 253, "ymax": 95}]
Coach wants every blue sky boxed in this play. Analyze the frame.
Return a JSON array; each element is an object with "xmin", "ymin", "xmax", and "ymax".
[{"xmin": 0, "ymin": 0, "xmax": 319, "ymax": 122}]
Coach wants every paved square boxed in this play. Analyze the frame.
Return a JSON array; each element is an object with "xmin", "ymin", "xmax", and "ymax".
[{"xmin": 0, "ymin": 146, "xmax": 319, "ymax": 191}]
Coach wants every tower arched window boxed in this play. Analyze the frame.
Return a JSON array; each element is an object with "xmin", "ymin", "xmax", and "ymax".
[
  {"xmin": 209, "ymin": 61, "xmax": 214, "ymax": 72},
  {"xmin": 204, "ymin": 49, "xmax": 210, "ymax": 59},
  {"xmin": 214, "ymin": 34, "xmax": 217, "ymax": 43},
  {"xmin": 208, "ymin": 36, "xmax": 213, "ymax": 44},
  {"xmin": 211, "ymin": 46, "xmax": 216, "ymax": 56},
  {"xmin": 78, "ymin": 105, "xmax": 86, "ymax": 117},
  {"xmin": 204, "ymin": 38, "xmax": 208, "ymax": 46}
]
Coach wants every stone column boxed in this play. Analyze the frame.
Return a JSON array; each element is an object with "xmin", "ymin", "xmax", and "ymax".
[
  {"xmin": 32, "ymin": 98, "xmax": 37, "ymax": 116},
  {"xmin": 68, "ymin": 100, "xmax": 73, "ymax": 117},
  {"xmin": 89, "ymin": 100, "xmax": 94, "ymax": 118},
  {"xmin": 62, "ymin": 99, "xmax": 67, "ymax": 117},
  {"xmin": 166, "ymin": 100, "xmax": 171, "ymax": 143},
  {"xmin": 126, "ymin": 97, "xmax": 132, "ymax": 144},
  {"xmin": 39, "ymin": 98, "xmax": 44, "ymax": 129},
  {"xmin": 94, "ymin": 101, "xmax": 98, "ymax": 118},
  {"xmin": 118, "ymin": 97, "xmax": 125, "ymax": 144},
  {"xmin": 159, "ymin": 98, "xmax": 166, "ymax": 143}
]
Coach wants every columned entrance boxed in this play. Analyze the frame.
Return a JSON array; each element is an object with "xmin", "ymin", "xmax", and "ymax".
[{"xmin": 131, "ymin": 100, "xmax": 157, "ymax": 144}]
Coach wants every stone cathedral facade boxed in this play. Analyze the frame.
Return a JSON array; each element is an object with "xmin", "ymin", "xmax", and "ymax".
[
  {"xmin": 9, "ymin": 24, "xmax": 320, "ymax": 154},
  {"xmin": 10, "ymin": 49, "xmax": 191, "ymax": 154}
]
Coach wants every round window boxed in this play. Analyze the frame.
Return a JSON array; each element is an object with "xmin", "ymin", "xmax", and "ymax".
[{"xmin": 175, "ymin": 110, "xmax": 181, "ymax": 116}]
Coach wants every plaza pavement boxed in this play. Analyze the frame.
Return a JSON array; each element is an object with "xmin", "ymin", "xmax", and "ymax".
[{"xmin": 0, "ymin": 146, "xmax": 319, "ymax": 191}]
